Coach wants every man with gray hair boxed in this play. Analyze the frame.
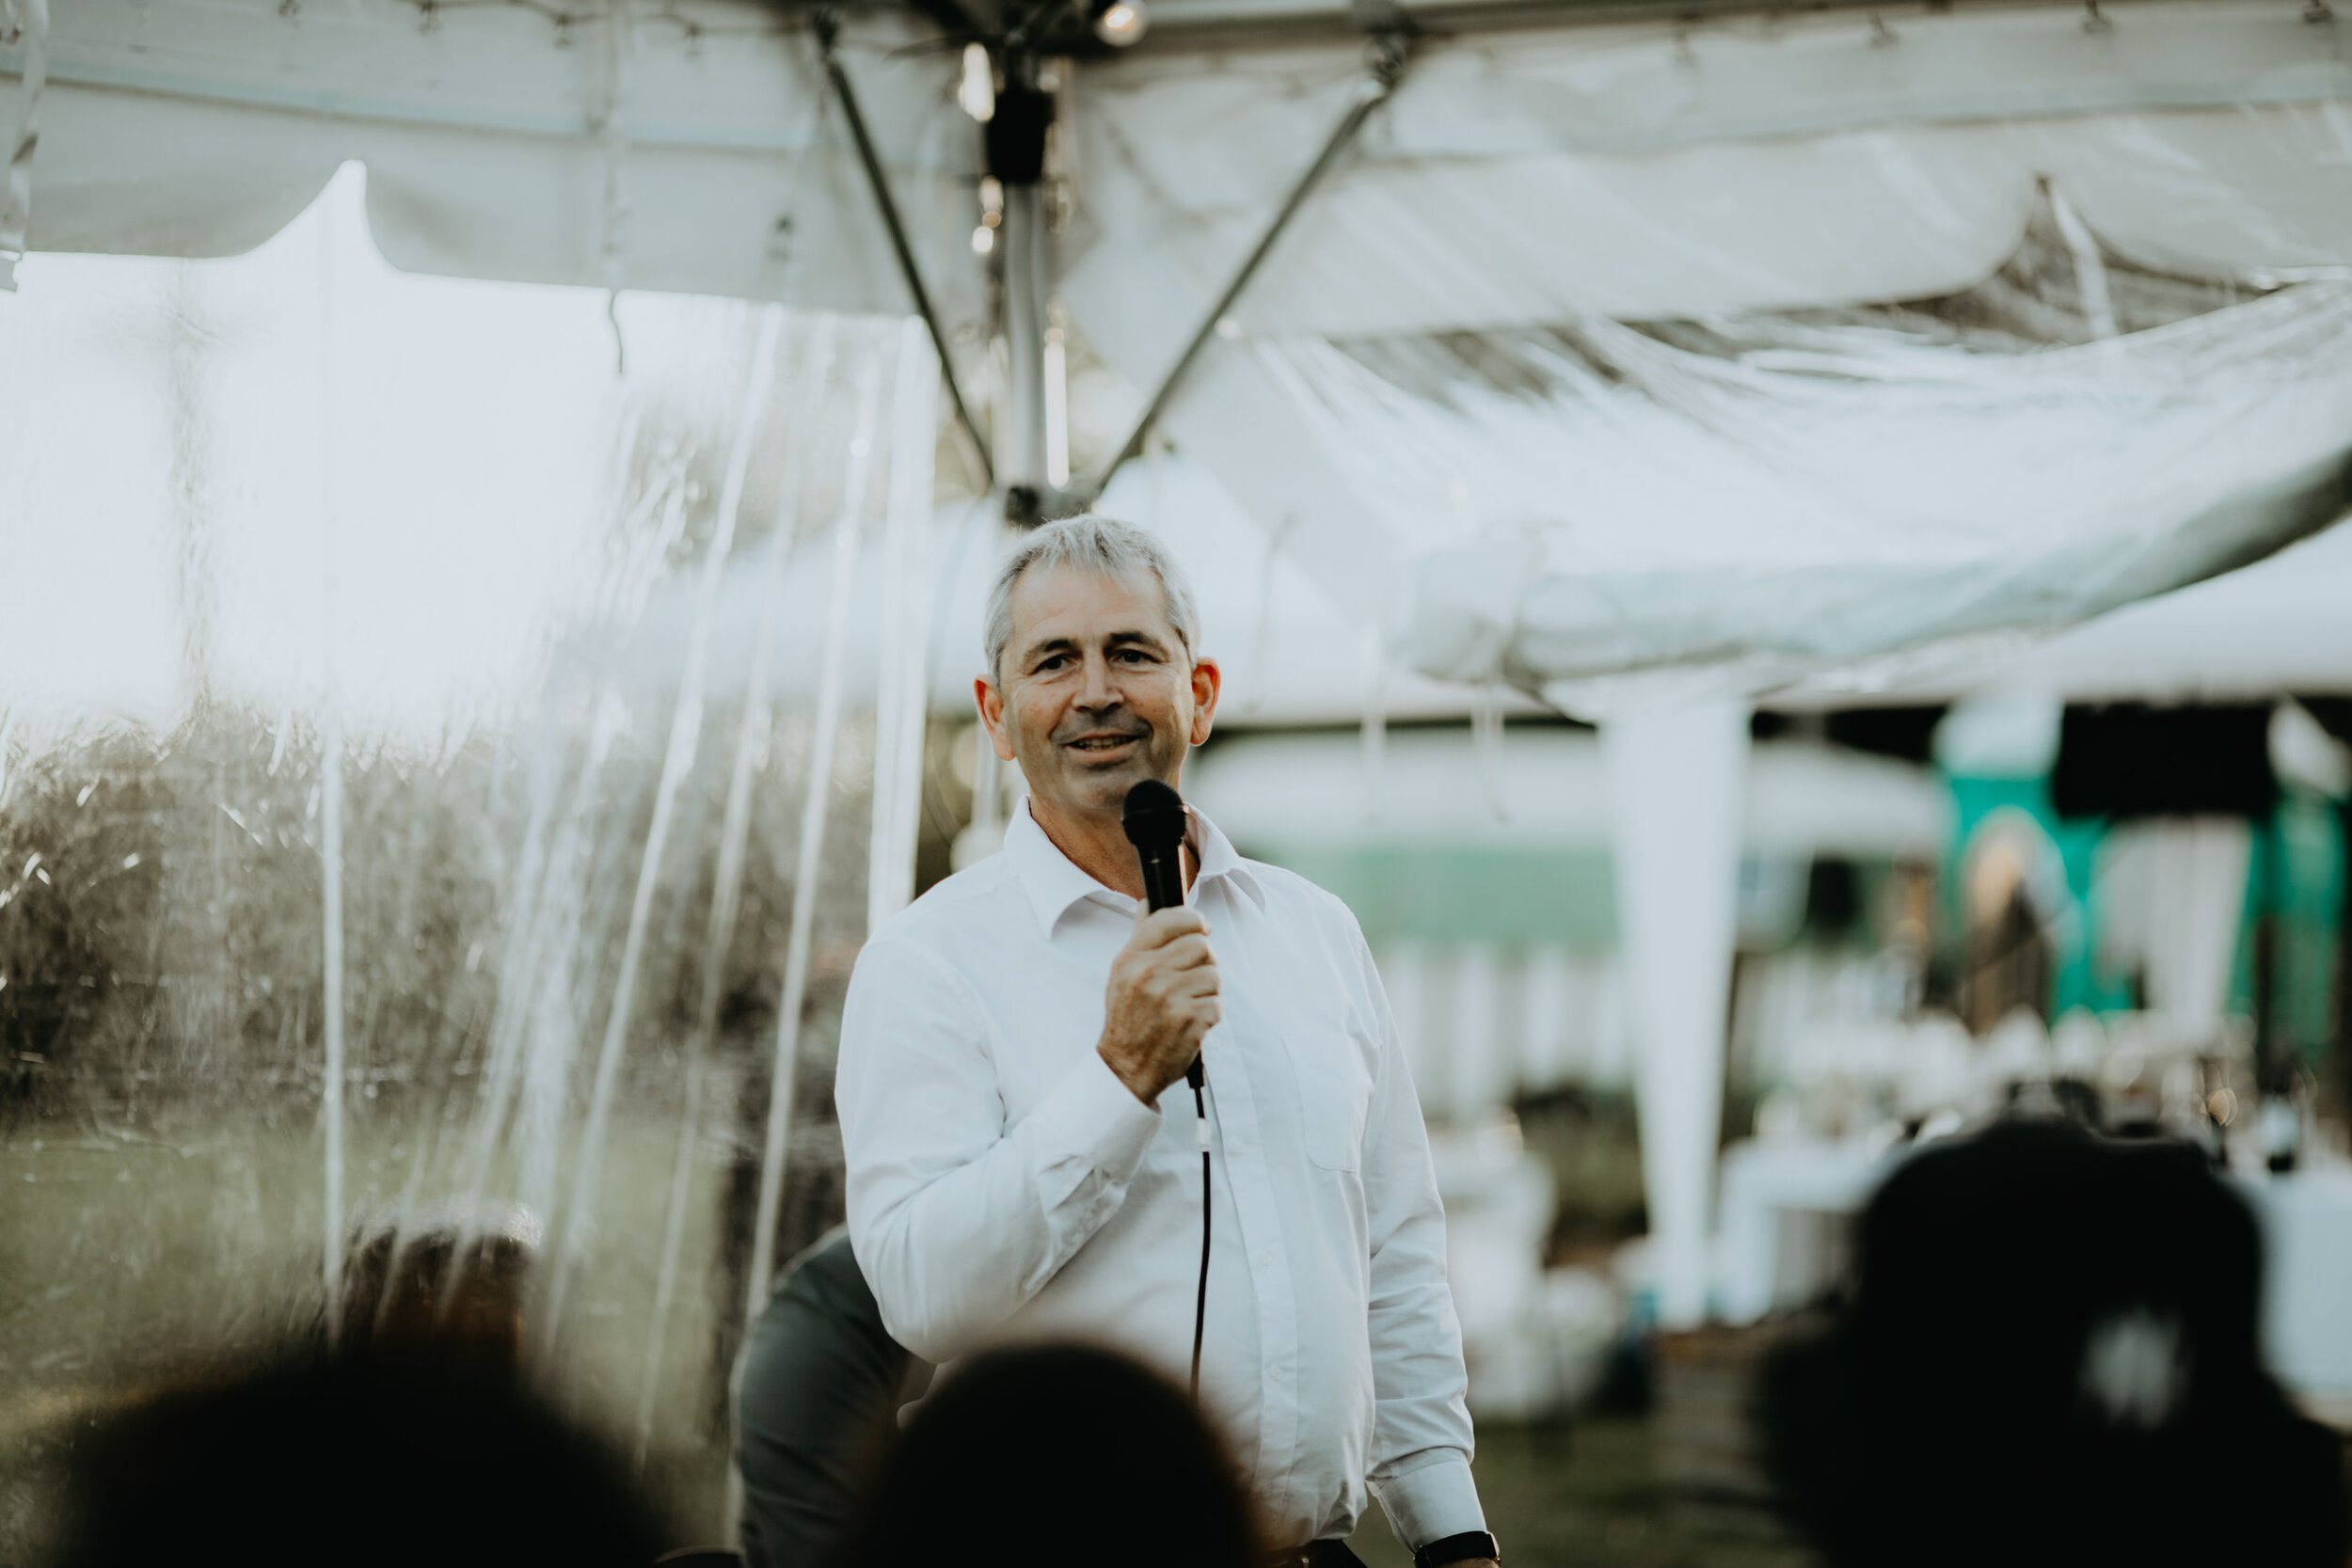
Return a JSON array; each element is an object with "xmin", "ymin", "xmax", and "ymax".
[{"xmin": 835, "ymin": 515, "xmax": 1498, "ymax": 1568}]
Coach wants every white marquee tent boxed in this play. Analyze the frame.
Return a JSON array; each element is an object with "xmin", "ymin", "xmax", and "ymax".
[{"xmin": 9, "ymin": 0, "xmax": 2352, "ymax": 1323}]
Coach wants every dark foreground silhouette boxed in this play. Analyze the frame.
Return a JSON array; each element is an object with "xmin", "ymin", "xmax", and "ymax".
[
  {"xmin": 1763, "ymin": 1119, "xmax": 2346, "ymax": 1568},
  {"xmin": 51, "ymin": 1352, "xmax": 666, "ymax": 1568},
  {"xmin": 830, "ymin": 1342, "xmax": 1264, "ymax": 1568}
]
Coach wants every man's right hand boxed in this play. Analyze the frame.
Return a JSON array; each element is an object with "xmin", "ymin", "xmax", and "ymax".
[{"xmin": 1098, "ymin": 906, "xmax": 1220, "ymax": 1105}]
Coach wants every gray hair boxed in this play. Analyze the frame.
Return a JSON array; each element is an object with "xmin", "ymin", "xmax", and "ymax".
[{"xmin": 982, "ymin": 515, "xmax": 1202, "ymax": 683}]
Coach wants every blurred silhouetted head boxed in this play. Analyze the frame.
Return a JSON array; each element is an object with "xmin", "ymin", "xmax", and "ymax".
[
  {"xmin": 1762, "ymin": 1118, "xmax": 2345, "ymax": 1568},
  {"xmin": 831, "ymin": 1343, "xmax": 1263, "ymax": 1568},
  {"xmin": 333, "ymin": 1213, "xmax": 535, "ymax": 1368},
  {"xmin": 53, "ymin": 1354, "xmax": 665, "ymax": 1568}
]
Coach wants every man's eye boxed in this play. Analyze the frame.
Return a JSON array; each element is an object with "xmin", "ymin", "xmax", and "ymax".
[
  {"xmin": 1116, "ymin": 648, "xmax": 1152, "ymax": 663},
  {"xmin": 1034, "ymin": 655, "xmax": 1069, "ymax": 673}
]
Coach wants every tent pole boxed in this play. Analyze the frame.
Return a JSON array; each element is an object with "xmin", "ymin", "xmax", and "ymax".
[
  {"xmin": 983, "ymin": 49, "xmax": 1065, "ymax": 528},
  {"xmin": 1082, "ymin": 31, "xmax": 1408, "ymax": 502},
  {"xmin": 1001, "ymin": 178, "xmax": 1054, "ymax": 516},
  {"xmin": 815, "ymin": 10, "xmax": 993, "ymax": 489}
]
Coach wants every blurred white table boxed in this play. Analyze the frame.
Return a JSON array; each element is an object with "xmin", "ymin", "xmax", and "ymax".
[
  {"xmin": 1714, "ymin": 1136, "xmax": 2352, "ymax": 1428},
  {"xmin": 1715, "ymin": 1136, "xmax": 1891, "ymax": 1324},
  {"xmin": 2237, "ymin": 1167, "xmax": 2352, "ymax": 1424}
]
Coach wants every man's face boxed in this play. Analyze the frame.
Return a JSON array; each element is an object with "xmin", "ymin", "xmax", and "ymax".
[{"xmin": 977, "ymin": 563, "xmax": 1219, "ymax": 819}]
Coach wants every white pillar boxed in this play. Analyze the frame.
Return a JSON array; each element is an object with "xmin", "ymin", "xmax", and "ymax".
[
  {"xmin": 1452, "ymin": 942, "xmax": 1503, "ymax": 1121},
  {"xmin": 2139, "ymin": 817, "xmax": 2252, "ymax": 1040},
  {"xmin": 1589, "ymin": 955, "xmax": 1630, "ymax": 1089},
  {"xmin": 1601, "ymin": 698, "xmax": 1749, "ymax": 1329},
  {"xmin": 1519, "ymin": 945, "xmax": 1574, "ymax": 1092}
]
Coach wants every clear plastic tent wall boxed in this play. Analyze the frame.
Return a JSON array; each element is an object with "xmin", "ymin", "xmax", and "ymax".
[{"xmin": 0, "ymin": 173, "xmax": 939, "ymax": 1546}]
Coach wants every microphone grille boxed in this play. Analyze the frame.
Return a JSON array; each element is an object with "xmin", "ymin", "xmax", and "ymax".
[{"xmin": 1120, "ymin": 779, "xmax": 1186, "ymax": 847}]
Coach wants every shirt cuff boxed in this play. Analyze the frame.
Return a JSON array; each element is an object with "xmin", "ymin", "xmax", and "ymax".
[
  {"xmin": 1371, "ymin": 1450, "xmax": 1486, "ymax": 1556},
  {"xmin": 1022, "ymin": 1048, "xmax": 1163, "ymax": 1205}
]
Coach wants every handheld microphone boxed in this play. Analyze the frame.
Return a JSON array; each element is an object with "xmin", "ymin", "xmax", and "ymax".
[
  {"xmin": 1120, "ymin": 777, "xmax": 1189, "ymax": 916},
  {"xmin": 1120, "ymin": 780, "xmax": 1197, "ymax": 1087},
  {"xmin": 1120, "ymin": 778, "xmax": 1211, "ymax": 1399}
]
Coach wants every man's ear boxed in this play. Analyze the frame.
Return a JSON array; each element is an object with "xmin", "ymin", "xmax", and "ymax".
[
  {"xmin": 1186, "ymin": 657, "xmax": 1221, "ymax": 748},
  {"xmin": 974, "ymin": 676, "xmax": 1018, "ymax": 763}
]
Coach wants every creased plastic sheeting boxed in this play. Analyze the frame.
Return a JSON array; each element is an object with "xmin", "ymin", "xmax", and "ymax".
[
  {"xmin": 1110, "ymin": 310, "xmax": 2352, "ymax": 700},
  {"xmin": 1057, "ymin": 10, "xmax": 2352, "ymax": 683},
  {"xmin": 1078, "ymin": 196, "xmax": 2352, "ymax": 701},
  {"xmin": 1313, "ymin": 283, "xmax": 2352, "ymax": 705}
]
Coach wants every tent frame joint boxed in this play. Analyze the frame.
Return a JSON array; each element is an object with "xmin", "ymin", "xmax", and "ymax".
[{"xmin": 1079, "ymin": 25, "xmax": 1413, "ymax": 502}]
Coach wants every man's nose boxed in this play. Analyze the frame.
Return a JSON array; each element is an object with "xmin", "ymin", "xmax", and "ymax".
[{"xmin": 1077, "ymin": 651, "xmax": 1119, "ymax": 708}]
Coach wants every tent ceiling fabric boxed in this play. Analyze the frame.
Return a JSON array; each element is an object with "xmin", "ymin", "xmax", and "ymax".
[
  {"xmin": 11, "ymin": 0, "xmax": 2352, "ymax": 699},
  {"xmin": 1065, "ymin": 11, "xmax": 2352, "ymax": 349},
  {"xmin": 20, "ymin": 2, "xmax": 2351, "ymax": 330},
  {"xmin": 10, "ymin": 0, "xmax": 986, "ymax": 334},
  {"xmin": 1208, "ymin": 224, "xmax": 2352, "ymax": 709},
  {"xmin": 1051, "ymin": 4, "xmax": 2352, "ymax": 693}
]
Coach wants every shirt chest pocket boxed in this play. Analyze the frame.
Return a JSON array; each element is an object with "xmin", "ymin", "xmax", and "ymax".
[{"xmin": 1280, "ymin": 1020, "xmax": 1375, "ymax": 1173}]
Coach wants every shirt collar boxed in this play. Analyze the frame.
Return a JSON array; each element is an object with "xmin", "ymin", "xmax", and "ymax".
[{"xmin": 1005, "ymin": 794, "xmax": 1266, "ymax": 940}]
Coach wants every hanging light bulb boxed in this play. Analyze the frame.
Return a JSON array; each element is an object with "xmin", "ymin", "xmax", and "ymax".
[
  {"xmin": 1089, "ymin": 0, "xmax": 1148, "ymax": 46},
  {"xmin": 972, "ymin": 174, "xmax": 1004, "ymax": 257},
  {"xmin": 958, "ymin": 41, "xmax": 996, "ymax": 122}
]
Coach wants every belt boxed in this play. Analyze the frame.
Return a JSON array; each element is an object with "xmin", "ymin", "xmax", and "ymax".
[
  {"xmin": 1265, "ymin": 1544, "xmax": 1366, "ymax": 1568},
  {"xmin": 1269, "ymin": 1528, "xmax": 1498, "ymax": 1568}
]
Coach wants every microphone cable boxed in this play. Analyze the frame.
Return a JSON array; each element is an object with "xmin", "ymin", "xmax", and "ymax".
[
  {"xmin": 1187, "ymin": 1056, "xmax": 1209, "ymax": 1402},
  {"xmin": 1121, "ymin": 779, "xmax": 1212, "ymax": 1405}
]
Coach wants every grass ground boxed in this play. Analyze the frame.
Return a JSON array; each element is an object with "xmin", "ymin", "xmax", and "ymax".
[
  {"xmin": 0, "ymin": 1100, "xmax": 741, "ymax": 1558},
  {"xmin": 2, "ymin": 1107, "xmax": 1822, "ymax": 1567},
  {"xmin": 1346, "ymin": 1418, "xmax": 1817, "ymax": 1568}
]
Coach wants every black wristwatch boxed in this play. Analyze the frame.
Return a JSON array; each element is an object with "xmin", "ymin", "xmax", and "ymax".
[{"xmin": 1413, "ymin": 1530, "xmax": 1500, "ymax": 1567}]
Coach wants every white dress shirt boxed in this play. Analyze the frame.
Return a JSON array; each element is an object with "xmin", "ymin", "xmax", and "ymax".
[{"xmin": 835, "ymin": 798, "xmax": 1485, "ymax": 1550}]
